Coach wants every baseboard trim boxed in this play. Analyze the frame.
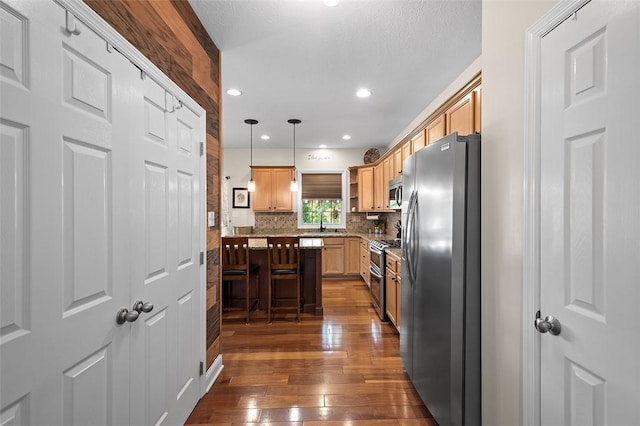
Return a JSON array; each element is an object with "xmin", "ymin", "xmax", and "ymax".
[{"xmin": 205, "ymin": 355, "xmax": 224, "ymax": 393}]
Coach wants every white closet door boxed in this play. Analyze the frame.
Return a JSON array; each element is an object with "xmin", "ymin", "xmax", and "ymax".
[
  {"xmin": 540, "ymin": 0, "xmax": 640, "ymax": 424},
  {"xmin": 1, "ymin": 1, "xmax": 134, "ymax": 425},
  {"xmin": 128, "ymin": 77, "xmax": 203, "ymax": 426}
]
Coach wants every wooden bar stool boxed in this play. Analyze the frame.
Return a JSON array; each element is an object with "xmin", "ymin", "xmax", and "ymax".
[
  {"xmin": 266, "ymin": 236, "xmax": 301, "ymax": 323},
  {"xmin": 221, "ymin": 237, "xmax": 260, "ymax": 324}
]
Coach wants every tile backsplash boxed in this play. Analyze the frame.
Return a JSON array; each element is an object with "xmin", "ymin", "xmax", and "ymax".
[{"xmin": 254, "ymin": 211, "xmax": 401, "ymax": 235}]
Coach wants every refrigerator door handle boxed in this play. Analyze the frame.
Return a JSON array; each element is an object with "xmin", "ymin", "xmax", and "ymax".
[{"xmin": 405, "ymin": 190, "xmax": 418, "ymax": 285}]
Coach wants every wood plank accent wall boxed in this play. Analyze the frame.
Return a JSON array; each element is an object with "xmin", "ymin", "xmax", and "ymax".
[{"xmin": 85, "ymin": 0, "xmax": 222, "ymax": 368}]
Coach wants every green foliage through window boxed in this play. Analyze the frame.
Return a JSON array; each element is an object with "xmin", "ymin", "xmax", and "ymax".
[{"xmin": 302, "ymin": 200, "xmax": 342, "ymax": 225}]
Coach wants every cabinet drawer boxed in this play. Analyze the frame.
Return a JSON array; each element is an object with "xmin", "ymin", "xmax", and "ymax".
[
  {"xmin": 385, "ymin": 257, "xmax": 396, "ymax": 273},
  {"xmin": 323, "ymin": 237, "xmax": 344, "ymax": 245}
]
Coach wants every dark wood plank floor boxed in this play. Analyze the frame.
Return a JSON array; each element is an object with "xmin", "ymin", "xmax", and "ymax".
[{"xmin": 186, "ymin": 279, "xmax": 435, "ymax": 425}]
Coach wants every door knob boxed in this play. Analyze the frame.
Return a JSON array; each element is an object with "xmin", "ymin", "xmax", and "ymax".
[
  {"xmin": 534, "ymin": 311, "xmax": 561, "ymax": 336},
  {"xmin": 132, "ymin": 300, "xmax": 154, "ymax": 314},
  {"xmin": 116, "ymin": 308, "xmax": 139, "ymax": 324}
]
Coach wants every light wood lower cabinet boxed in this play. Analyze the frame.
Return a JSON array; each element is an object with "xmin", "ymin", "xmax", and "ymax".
[
  {"xmin": 322, "ymin": 238, "xmax": 345, "ymax": 275},
  {"xmin": 360, "ymin": 238, "xmax": 370, "ymax": 287},
  {"xmin": 346, "ymin": 238, "xmax": 360, "ymax": 274},
  {"xmin": 385, "ymin": 252, "xmax": 401, "ymax": 331},
  {"xmin": 322, "ymin": 237, "xmax": 361, "ymax": 277}
]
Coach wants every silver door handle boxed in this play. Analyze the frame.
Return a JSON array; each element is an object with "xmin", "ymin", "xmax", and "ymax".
[
  {"xmin": 534, "ymin": 311, "xmax": 561, "ymax": 336},
  {"xmin": 132, "ymin": 300, "xmax": 154, "ymax": 314},
  {"xmin": 116, "ymin": 308, "xmax": 139, "ymax": 324},
  {"xmin": 369, "ymin": 266, "xmax": 383, "ymax": 279}
]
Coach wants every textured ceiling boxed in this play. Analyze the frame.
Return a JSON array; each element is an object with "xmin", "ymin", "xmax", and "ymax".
[{"xmin": 188, "ymin": 0, "xmax": 481, "ymax": 149}]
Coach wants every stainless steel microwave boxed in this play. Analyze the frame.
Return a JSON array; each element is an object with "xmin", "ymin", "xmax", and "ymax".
[{"xmin": 388, "ymin": 176, "xmax": 402, "ymax": 210}]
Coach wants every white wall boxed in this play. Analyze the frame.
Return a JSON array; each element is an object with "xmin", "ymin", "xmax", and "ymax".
[
  {"xmin": 481, "ymin": 1, "xmax": 553, "ymax": 425},
  {"xmin": 220, "ymin": 147, "xmax": 367, "ymax": 233}
]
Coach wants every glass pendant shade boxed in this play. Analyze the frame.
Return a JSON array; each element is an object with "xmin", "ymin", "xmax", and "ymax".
[
  {"xmin": 245, "ymin": 118, "xmax": 258, "ymax": 193},
  {"xmin": 288, "ymin": 119, "xmax": 301, "ymax": 193}
]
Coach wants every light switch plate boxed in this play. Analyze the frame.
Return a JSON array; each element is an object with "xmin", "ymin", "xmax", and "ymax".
[{"xmin": 207, "ymin": 211, "xmax": 215, "ymax": 227}]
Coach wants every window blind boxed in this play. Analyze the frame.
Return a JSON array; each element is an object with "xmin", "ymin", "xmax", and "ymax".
[{"xmin": 301, "ymin": 173, "xmax": 342, "ymax": 200}]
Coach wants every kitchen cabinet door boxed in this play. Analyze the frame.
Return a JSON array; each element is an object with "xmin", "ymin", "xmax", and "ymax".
[
  {"xmin": 251, "ymin": 167, "xmax": 294, "ymax": 212},
  {"xmin": 346, "ymin": 238, "xmax": 361, "ymax": 275},
  {"xmin": 360, "ymin": 238, "xmax": 370, "ymax": 286},
  {"xmin": 445, "ymin": 91, "xmax": 476, "ymax": 136},
  {"xmin": 425, "ymin": 113, "xmax": 446, "ymax": 145},
  {"xmin": 402, "ymin": 141, "xmax": 412, "ymax": 163},
  {"xmin": 474, "ymin": 86, "xmax": 482, "ymax": 134},
  {"xmin": 393, "ymin": 148, "xmax": 403, "ymax": 177},
  {"xmin": 395, "ymin": 260, "xmax": 402, "ymax": 330},
  {"xmin": 358, "ymin": 166, "xmax": 374, "ymax": 211},
  {"xmin": 385, "ymin": 255, "xmax": 399, "ymax": 328},
  {"xmin": 382, "ymin": 157, "xmax": 393, "ymax": 209},
  {"xmin": 374, "ymin": 163, "xmax": 385, "ymax": 210},
  {"xmin": 322, "ymin": 238, "xmax": 345, "ymax": 275},
  {"xmin": 411, "ymin": 129, "xmax": 426, "ymax": 153}
]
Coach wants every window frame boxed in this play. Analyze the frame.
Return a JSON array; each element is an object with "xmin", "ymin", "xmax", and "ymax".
[{"xmin": 296, "ymin": 169, "xmax": 347, "ymax": 230}]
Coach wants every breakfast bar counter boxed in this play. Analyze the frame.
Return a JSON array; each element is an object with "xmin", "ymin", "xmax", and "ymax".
[{"xmin": 239, "ymin": 237, "xmax": 325, "ymax": 316}]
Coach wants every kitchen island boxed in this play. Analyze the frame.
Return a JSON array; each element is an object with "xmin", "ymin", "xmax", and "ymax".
[
  {"xmin": 222, "ymin": 233, "xmax": 399, "ymax": 318},
  {"xmin": 244, "ymin": 237, "xmax": 324, "ymax": 316}
]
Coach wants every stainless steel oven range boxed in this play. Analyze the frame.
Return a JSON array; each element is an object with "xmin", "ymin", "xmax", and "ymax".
[{"xmin": 369, "ymin": 239, "xmax": 401, "ymax": 320}]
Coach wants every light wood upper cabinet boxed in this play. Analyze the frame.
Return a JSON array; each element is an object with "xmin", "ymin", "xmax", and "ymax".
[
  {"xmin": 402, "ymin": 141, "xmax": 412, "ymax": 163},
  {"xmin": 445, "ymin": 91, "xmax": 476, "ymax": 136},
  {"xmin": 251, "ymin": 166, "xmax": 294, "ymax": 212},
  {"xmin": 373, "ymin": 163, "xmax": 385, "ymax": 210},
  {"xmin": 393, "ymin": 148, "xmax": 403, "ymax": 177},
  {"xmin": 411, "ymin": 129, "xmax": 426, "ymax": 153},
  {"xmin": 425, "ymin": 113, "xmax": 446, "ymax": 145},
  {"xmin": 382, "ymin": 156, "xmax": 392, "ymax": 209},
  {"xmin": 474, "ymin": 86, "xmax": 482, "ymax": 134},
  {"xmin": 358, "ymin": 166, "xmax": 374, "ymax": 212}
]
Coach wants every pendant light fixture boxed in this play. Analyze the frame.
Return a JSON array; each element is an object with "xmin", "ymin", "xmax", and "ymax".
[
  {"xmin": 288, "ymin": 118, "xmax": 301, "ymax": 192},
  {"xmin": 245, "ymin": 119, "xmax": 258, "ymax": 192}
]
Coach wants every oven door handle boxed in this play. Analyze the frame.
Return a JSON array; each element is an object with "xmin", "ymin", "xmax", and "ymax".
[{"xmin": 369, "ymin": 265, "xmax": 383, "ymax": 279}]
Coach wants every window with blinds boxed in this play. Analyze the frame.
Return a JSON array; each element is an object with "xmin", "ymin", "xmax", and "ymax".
[{"xmin": 298, "ymin": 172, "xmax": 345, "ymax": 227}]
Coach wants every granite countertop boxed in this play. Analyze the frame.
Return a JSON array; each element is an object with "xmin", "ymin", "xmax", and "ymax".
[
  {"xmin": 240, "ymin": 231, "xmax": 403, "ymax": 252},
  {"xmin": 231, "ymin": 230, "xmax": 399, "ymax": 241},
  {"xmin": 385, "ymin": 247, "xmax": 402, "ymax": 259}
]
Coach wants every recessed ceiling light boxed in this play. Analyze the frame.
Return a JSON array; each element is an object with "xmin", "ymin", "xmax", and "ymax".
[
  {"xmin": 356, "ymin": 88, "xmax": 371, "ymax": 98},
  {"xmin": 226, "ymin": 88, "xmax": 241, "ymax": 96},
  {"xmin": 319, "ymin": 144, "xmax": 327, "ymax": 148},
  {"xmin": 342, "ymin": 135, "xmax": 351, "ymax": 140},
  {"xmin": 261, "ymin": 135, "xmax": 270, "ymax": 140},
  {"xmin": 323, "ymin": 0, "xmax": 339, "ymax": 6}
]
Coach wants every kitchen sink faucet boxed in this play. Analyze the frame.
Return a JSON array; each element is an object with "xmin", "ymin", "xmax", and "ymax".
[{"xmin": 319, "ymin": 212, "xmax": 326, "ymax": 232}]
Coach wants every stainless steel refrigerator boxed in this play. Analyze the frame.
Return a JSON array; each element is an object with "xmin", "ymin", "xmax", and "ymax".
[{"xmin": 400, "ymin": 132, "xmax": 480, "ymax": 426}]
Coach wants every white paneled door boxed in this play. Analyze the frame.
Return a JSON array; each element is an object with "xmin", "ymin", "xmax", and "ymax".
[
  {"xmin": 539, "ymin": 0, "xmax": 640, "ymax": 424},
  {"xmin": 0, "ymin": 1, "xmax": 204, "ymax": 425},
  {"xmin": 129, "ymin": 77, "xmax": 203, "ymax": 426}
]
